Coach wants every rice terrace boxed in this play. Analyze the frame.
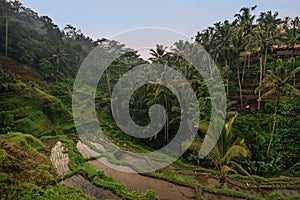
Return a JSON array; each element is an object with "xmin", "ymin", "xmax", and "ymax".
[{"xmin": 0, "ymin": 0, "xmax": 300, "ymax": 199}]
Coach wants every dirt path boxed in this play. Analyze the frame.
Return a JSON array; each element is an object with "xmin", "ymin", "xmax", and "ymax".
[{"xmin": 77, "ymin": 141, "xmax": 196, "ymax": 200}]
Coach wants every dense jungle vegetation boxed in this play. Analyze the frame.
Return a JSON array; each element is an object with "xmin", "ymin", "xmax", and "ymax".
[{"xmin": 0, "ymin": 1, "xmax": 299, "ymax": 199}]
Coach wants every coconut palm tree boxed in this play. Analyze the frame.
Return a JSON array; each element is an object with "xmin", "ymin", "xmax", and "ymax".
[
  {"xmin": 258, "ymin": 11, "xmax": 282, "ymax": 74},
  {"xmin": 149, "ymin": 44, "xmax": 167, "ymax": 63},
  {"xmin": 234, "ymin": 6, "xmax": 257, "ymax": 84},
  {"xmin": 282, "ymin": 17, "xmax": 300, "ymax": 85},
  {"xmin": 214, "ymin": 20, "xmax": 234, "ymax": 68},
  {"xmin": 195, "ymin": 26, "xmax": 216, "ymax": 59},
  {"xmin": 230, "ymin": 30, "xmax": 247, "ymax": 107},
  {"xmin": 255, "ymin": 60, "xmax": 300, "ymax": 156},
  {"xmin": 206, "ymin": 113, "xmax": 251, "ymax": 187},
  {"xmin": 251, "ymin": 11, "xmax": 282, "ymax": 110},
  {"xmin": 234, "ymin": 6, "xmax": 257, "ymax": 33}
]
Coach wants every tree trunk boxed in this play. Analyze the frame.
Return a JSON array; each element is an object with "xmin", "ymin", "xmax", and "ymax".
[
  {"xmin": 263, "ymin": 48, "xmax": 268, "ymax": 75},
  {"xmin": 267, "ymin": 95, "xmax": 279, "ymax": 157},
  {"xmin": 258, "ymin": 56, "xmax": 263, "ymax": 110},
  {"xmin": 55, "ymin": 58, "xmax": 60, "ymax": 82},
  {"xmin": 248, "ymin": 53, "xmax": 251, "ymax": 69},
  {"xmin": 236, "ymin": 62, "xmax": 243, "ymax": 107},
  {"xmin": 209, "ymin": 55, "xmax": 213, "ymax": 79},
  {"xmin": 292, "ymin": 59, "xmax": 296, "ymax": 86},
  {"xmin": 5, "ymin": 16, "xmax": 8, "ymax": 57},
  {"xmin": 106, "ymin": 70, "xmax": 112, "ymax": 100},
  {"xmin": 242, "ymin": 54, "xmax": 247, "ymax": 84},
  {"xmin": 225, "ymin": 59, "xmax": 228, "ymax": 70},
  {"xmin": 165, "ymin": 113, "xmax": 169, "ymax": 143},
  {"xmin": 226, "ymin": 79, "xmax": 229, "ymax": 97},
  {"xmin": 291, "ymin": 49, "xmax": 296, "ymax": 86},
  {"xmin": 219, "ymin": 174, "xmax": 225, "ymax": 188}
]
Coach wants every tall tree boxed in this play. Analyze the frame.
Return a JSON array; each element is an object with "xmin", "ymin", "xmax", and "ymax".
[
  {"xmin": 234, "ymin": 6, "xmax": 257, "ymax": 84},
  {"xmin": 282, "ymin": 17, "xmax": 300, "ymax": 85},
  {"xmin": 257, "ymin": 11, "xmax": 282, "ymax": 74},
  {"xmin": 234, "ymin": 6, "xmax": 257, "ymax": 36},
  {"xmin": 149, "ymin": 44, "xmax": 167, "ymax": 63},
  {"xmin": 255, "ymin": 60, "xmax": 300, "ymax": 156},
  {"xmin": 230, "ymin": 30, "xmax": 247, "ymax": 107},
  {"xmin": 0, "ymin": 0, "xmax": 13, "ymax": 57},
  {"xmin": 250, "ymin": 11, "xmax": 282, "ymax": 110},
  {"xmin": 214, "ymin": 20, "xmax": 234, "ymax": 68},
  {"xmin": 50, "ymin": 45, "xmax": 69, "ymax": 81}
]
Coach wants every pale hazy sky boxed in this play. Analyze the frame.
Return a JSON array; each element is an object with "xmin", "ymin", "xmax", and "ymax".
[{"xmin": 19, "ymin": 0, "xmax": 300, "ymax": 40}]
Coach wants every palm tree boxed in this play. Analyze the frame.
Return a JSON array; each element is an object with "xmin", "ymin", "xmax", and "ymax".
[
  {"xmin": 149, "ymin": 44, "xmax": 167, "ymax": 63},
  {"xmin": 282, "ymin": 17, "xmax": 300, "ymax": 85},
  {"xmin": 206, "ymin": 113, "xmax": 251, "ymax": 187},
  {"xmin": 214, "ymin": 20, "xmax": 233, "ymax": 68},
  {"xmin": 249, "ymin": 26, "xmax": 265, "ymax": 110},
  {"xmin": 251, "ymin": 11, "xmax": 282, "ymax": 110},
  {"xmin": 234, "ymin": 6, "xmax": 257, "ymax": 36},
  {"xmin": 258, "ymin": 11, "xmax": 282, "ymax": 74},
  {"xmin": 209, "ymin": 20, "xmax": 234, "ymax": 97},
  {"xmin": 147, "ymin": 47, "xmax": 172, "ymax": 143},
  {"xmin": 50, "ymin": 45, "xmax": 69, "ymax": 81},
  {"xmin": 230, "ymin": 30, "xmax": 247, "ymax": 107},
  {"xmin": 234, "ymin": 6, "xmax": 257, "ymax": 84},
  {"xmin": 255, "ymin": 60, "xmax": 300, "ymax": 156}
]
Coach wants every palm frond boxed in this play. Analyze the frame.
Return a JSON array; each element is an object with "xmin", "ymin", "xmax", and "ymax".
[
  {"xmin": 260, "ymin": 87, "xmax": 277, "ymax": 98},
  {"xmin": 229, "ymin": 161, "xmax": 255, "ymax": 182},
  {"xmin": 224, "ymin": 143, "xmax": 250, "ymax": 161},
  {"xmin": 225, "ymin": 113, "xmax": 238, "ymax": 136}
]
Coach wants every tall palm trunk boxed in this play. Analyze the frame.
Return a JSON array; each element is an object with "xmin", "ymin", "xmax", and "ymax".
[
  {"xmin": 267, "ymin": 94, "xmax": 280, "ymax": 156},
  {"xmin": 293, "ymin": 58, "xmax": 296, "ymax": 86},
  {"xmin": 248, "ymin": 53, "xmax": 251, "ymax": 69},
  {"xmin": 163, "ymin": 67, "xmax": 169, "ymax": 143},
  {"xmin": 258, "ymin": 56, "xmax": 263, "ymax": 110},
  {"xmin": 291, "ymin": 48, "xmax": 296, "ymax": 86},
  {"xmin": 241, "ymin": 54, "xmax": 247, "ymax": 84},
  {"xmin": 225, "ymin": 55, "xmax": 229, "ymax": 97},
  {"xmin": 5, "ymin": 16, "xmax": 8, "ymax": 57},
  {"xmin": 226, "ymin": 79, "xmax": 229, "ymax": 97},
  {"xmin": 55, "ymin": 58, "xmax": 60, "ymax": 82},
  {"xmin": 165, "ymin": 113, "xmax": 169, "ymax": 143},
  {"xmin": 209, "ymin": 54, "xmax": 213, "ymax": 79},
  {"xmin": 105, "ymin": 70, "xmax": 112, "ymax": 100},
  {"xmin": 219, "ymin": 172, "xmax": 226, "ymax": 188},
  {"xmin": 263, "ymin": 48, "xmax": 268, "ymax": 75},
  {"xmin": 236, "ymin": 61, "xmax": 243, "ymax": 107}
]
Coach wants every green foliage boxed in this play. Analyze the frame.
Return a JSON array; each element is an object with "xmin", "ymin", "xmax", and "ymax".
[
  {"xmin": 203, "ymin": 114, "xmax": 252, "ymax": 186},
  {"xmin": 0, "ymin": 133, "xmax": 80, "ymax": 199},
  {"xmin": 42, "ymin": 101, "xmax": 72, "ymax": 123},
  {"xmin": 21, "ymin": 184, "xmax": 95, "ymax": 200},
  {"xmin": 202, "ymin": 185, "xmax": 263, "ymax": 200},
  {"xmin": 235, "ymin": 97, "xmax": 300, "ymax": 175},
  {"xmin": 152, "ymin": 170, "xmax": 196, "ymax": 185},
  {"xmin": 0, "ymin": 2, "xmax": 300, "ymax": 199},
  {"xmin": 265, "ymin": 192, "xmax": 283, "ymax": 200},
  {"xmin": 0, "ymin": 174, "xmax": 94, "ymax": 200}
]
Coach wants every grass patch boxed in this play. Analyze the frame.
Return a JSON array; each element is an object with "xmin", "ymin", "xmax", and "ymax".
[
  {"xmin": 0, "ymin": 133, "xmax": 90, "ymax": 200},
  {"xmin": 151, "ymin": 170, "xmax": 196, "ymax": 185},
  {"xmin": 202, "ymin": 185, "xmax": 263, "ymax": 200}
]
